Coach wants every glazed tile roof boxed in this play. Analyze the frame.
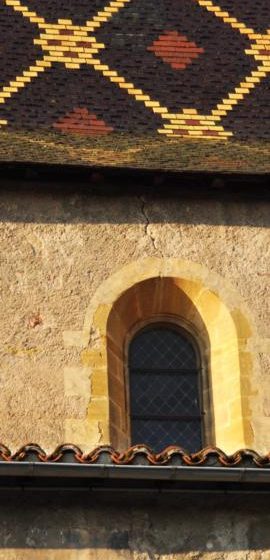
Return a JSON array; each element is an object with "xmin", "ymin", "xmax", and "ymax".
[
  {"xmin": 1, "ymin": 444, "xmax": 270, "ymax": 467},
  {"xmin": 0, "ymin": 0, "xmax": 269, "ymax": 173}
]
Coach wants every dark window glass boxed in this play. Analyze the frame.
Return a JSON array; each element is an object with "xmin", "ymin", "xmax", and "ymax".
[{"xmin": 129, "ymin": 326, "xmax": 202, "ymax": 452}]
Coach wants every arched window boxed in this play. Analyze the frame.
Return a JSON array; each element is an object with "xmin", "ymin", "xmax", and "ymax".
[{"xmin": 128, "ymin": 324, "xmax": 203, "ymax": 452}]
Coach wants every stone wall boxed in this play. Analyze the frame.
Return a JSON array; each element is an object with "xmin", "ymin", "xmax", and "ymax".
[
  {"xmin": 0, "ymin": 490, "xmax": 269, "ymax": 559},
  {"xmin": 0, "ymin": 185, "xmax": 269, "ymax": 452}
]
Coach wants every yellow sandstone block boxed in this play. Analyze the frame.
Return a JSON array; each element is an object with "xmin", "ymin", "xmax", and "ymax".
[
  {"xmin": 65, "ymin": 419, "xmax": 103, "ymax": 449},
  {"xmin": 88, "ymin": 398, "xmax": 109, "ymax": 420},
  {"xmin": 92, "ymin": 370, "xmax": 108, "ymax": 398},
  {"xmin": 81, "ymin": 348, "xmax": 107, "ymax": 369}
]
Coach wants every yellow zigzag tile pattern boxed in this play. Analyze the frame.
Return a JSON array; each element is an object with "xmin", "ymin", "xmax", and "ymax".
[{"xmin": 0, "ymin": 0, "xmax": 269, "ymax": 140}]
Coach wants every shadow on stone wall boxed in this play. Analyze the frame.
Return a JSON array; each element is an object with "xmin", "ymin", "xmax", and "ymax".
[
  {"xmin": 0, "ymin": 491, "xmax": 269, "ymax": 553},
  {"xmin": 0, "ymin": 186, "xmax": 269, "ymax": 227}
]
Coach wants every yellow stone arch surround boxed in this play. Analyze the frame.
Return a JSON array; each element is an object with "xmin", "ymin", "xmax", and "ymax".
[{"xmin": 63, "ymin": 258, "xmax": 258, "ymax": 454}]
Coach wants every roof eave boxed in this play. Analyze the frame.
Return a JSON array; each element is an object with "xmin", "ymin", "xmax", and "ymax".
[{"xmin": 1, "ymin": 462, "xmax": 270, "ymax": 483}]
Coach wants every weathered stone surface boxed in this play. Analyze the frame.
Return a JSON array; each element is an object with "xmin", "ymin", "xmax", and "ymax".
[
  {"xmin": 0, "ymin": 188, "xmax": 269, "ymax": 451},
  {"xmin": 0, "ymin": 492, "xmax": 269, "ymax": 559}
]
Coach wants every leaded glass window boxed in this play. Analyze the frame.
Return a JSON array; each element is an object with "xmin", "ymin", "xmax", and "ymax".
[{"xmin": 129, "ymin": 325, "xmax": 203, "ymax": 452}]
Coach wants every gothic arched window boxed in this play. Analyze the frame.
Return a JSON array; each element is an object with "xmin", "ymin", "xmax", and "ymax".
[{"xmin": 128, "ymin": 325, "xmax": 203, "ymax": 452}]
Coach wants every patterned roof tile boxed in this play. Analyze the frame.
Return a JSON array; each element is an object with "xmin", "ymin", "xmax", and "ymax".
[{"xmin": 0, "ymin": 0, "xmax": 269, "ymax": 173}]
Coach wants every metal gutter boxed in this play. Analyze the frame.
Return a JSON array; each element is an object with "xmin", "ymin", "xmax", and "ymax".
[{"xmin": 0, "ymin": 462, "xmax": 269, "ymax": 483}]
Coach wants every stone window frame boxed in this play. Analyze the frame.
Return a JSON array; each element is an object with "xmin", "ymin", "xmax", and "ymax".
[
  {"xmin": 63, "ymin": 258, "xmax": 260, "ymax": 453},
  {"xmin": 105, "ymin": 272, "xmax": 241, "ymax": 451}
]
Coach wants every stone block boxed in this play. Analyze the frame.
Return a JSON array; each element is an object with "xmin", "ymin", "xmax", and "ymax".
[
  {"xmin": 93, "ymin": 304, "xmax": 113, "ymax": 336},
  {"xmin": 92, "ymin": 369, "xmax": 108, "ymax": 398},
  {"xmin": 87, "ymin": 398, "xmax": 109, "ymax": 421},
  {"xmin": 81, "ymin": 348, "xmax": 107, "ymax": 369},
  {"xmin": 63, "ymin": 330, "xmax": 87, "ymax": 348},
  {"xmin": 64, "ymin": 418, "xmax": 103, "ymax": 449},
  {"xmin": 64, "ymin": 367, "xmax": 91, "ymax": 399}
]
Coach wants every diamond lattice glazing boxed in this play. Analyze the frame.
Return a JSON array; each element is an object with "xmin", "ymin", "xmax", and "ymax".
[{"xmin": 129, "ymin": 326, "xmax": 202, "ymax": 452}]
